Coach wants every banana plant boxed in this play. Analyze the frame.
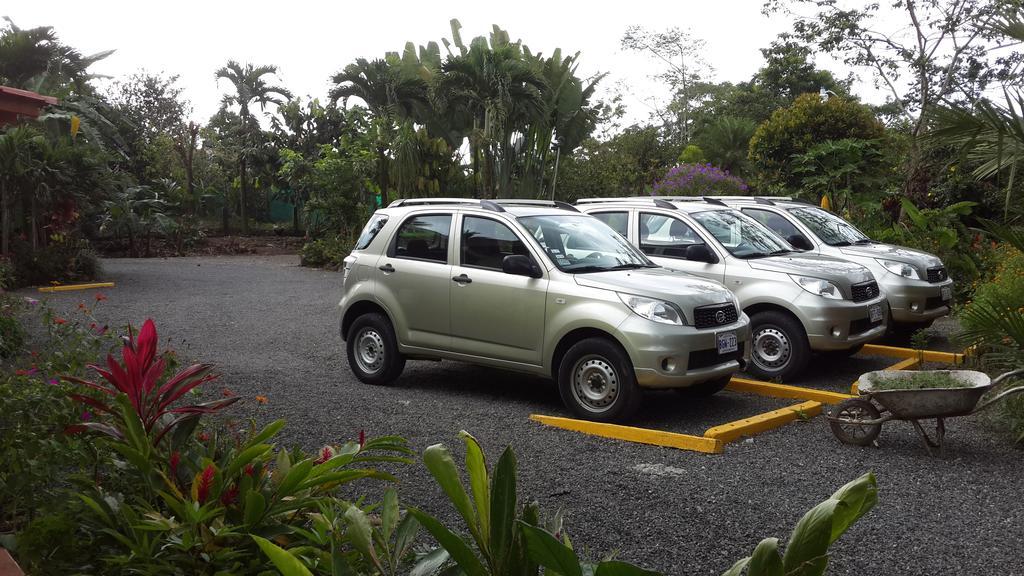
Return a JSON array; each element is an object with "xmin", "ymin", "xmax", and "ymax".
[{"xmin": 722, "ymin": 472, "xmax": 877, "ymax": 576}]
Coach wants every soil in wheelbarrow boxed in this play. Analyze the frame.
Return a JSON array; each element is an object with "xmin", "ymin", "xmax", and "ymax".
[{"xmin": 871, "ymin": 371, "xmax": 975, "ymax": 391}]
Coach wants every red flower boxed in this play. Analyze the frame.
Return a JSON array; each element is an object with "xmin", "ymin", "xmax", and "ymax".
[
  {"xmin": 15, "ymin": 368, "xmax": 37, "ymax": 377},
  {"xmin": 315, "ymin": 445, "xmax": 335, "ymax": 464},
  {"xmin": 358, "ymin": 429, "xmax": 366, "ymax": 449},
  {"xmin": 95, "ymin": 293, "xmax": 107, "ymax": 302},
  {"xmin": 53, "ymin": 317, "xmax": 67, "ymax": 325},
  {"xmin": 169, "ymin": 451, "xmax": 181, "ymax": 477},
  {"xmin": 220, "ymin": 484, "xmax": 238, "ymax": 506},
  {"xmin": 194, "ymin": 464, "xmax": 215, "ymax": 503},
  {"xmin": 243, "ymin": 463, "xmax": 256, "ymax": 477},
  {"xmin": 198, "ymin": 431, "xmax": 210, "ymax": 442},
  {"xmin": 221, "ymin": 388, "xmax": 235, "ymax": 398}
]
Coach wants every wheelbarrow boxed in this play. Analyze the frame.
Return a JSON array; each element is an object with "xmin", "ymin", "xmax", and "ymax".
[{"xmin": 829, "ymin": 368, "xmax": 1024, "ymax": 455}]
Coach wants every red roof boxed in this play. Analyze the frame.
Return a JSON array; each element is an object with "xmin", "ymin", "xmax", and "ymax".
[{"xmin": 0, "ymin": 85, "xmax": 59, "ymax": 126}]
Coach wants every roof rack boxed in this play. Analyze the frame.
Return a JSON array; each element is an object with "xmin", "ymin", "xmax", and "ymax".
[
  {"xmin": 575, "ymin": 197, "xmax": 678, "ymax": 210},
  {"xmin": 702, "ymin": 196, "xmax": 727, "ymax": 206},
  {"xmin": 387, "ymin": 198, "xmax": 582, "ymax": 213},
  {"xmin": 491, "ymin": 199, "xmax": 579, "ymax": 212}
]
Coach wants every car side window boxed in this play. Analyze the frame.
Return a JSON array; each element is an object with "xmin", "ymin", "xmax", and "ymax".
[
  {"xmin": 743, "ymin": 208, "xmax": 803, "ymax": 241},
  {"xmin": 461, "ymin": 216, "xmax": 530, "ymax": 270},
  {"xmin": 354, "ymin": 214, "xmax": 389, "ymax": 250},
  {"xmin": 591, "ymin": 211, "xmax": 629, "ymax": 237},
  {"xmin": 391, "ymin": 214, "xmax": 451, "ymax": 263},
  {"xmin": 639, "ymin": 213, "xmax": 703, "ymax": 259}
]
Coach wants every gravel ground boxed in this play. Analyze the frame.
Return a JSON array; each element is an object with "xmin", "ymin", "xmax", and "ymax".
[{"xmin": 22, "ymin": 255, "xmax": 1024, "ymax": 576}]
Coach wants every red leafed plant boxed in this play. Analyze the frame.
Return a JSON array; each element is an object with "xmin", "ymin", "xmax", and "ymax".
[{"xmin": 64, "ymin": 319, "xmax": 239, "ymax": 446}]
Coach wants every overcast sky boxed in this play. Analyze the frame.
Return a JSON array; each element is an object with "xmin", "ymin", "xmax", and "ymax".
[{"xmin": 5, "ymin": 0, "xmax": 880, "ymax": 125}]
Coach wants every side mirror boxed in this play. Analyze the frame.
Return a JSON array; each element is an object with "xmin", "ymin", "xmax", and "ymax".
[
  {"xmin": 502, "ymin": 254, "xmax": 543, "ymax": 278},
  {"xmin": 786, "ymin": 234, "xmax": 814, "ymax": 251},
  {"xmin": 686, "ymin": 244, "xmax": 718, "ymax": 264}
]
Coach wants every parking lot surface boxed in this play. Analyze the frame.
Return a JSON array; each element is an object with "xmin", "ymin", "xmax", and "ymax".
[{"xmin": 29, "ymin": 255, "xmax": 1024, "ymax": 575}]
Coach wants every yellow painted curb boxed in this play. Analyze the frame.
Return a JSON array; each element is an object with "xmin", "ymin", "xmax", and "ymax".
[
  {"xmin": 530, "ymin": 414, "xmax": 723, "ymax": 454},
  {"xmin": 37, "ymin": 282, "xmax": 115, "ymax": 293},
  {"xmin": 704, "ymin": 400, "xmax": 822, "ymax": 443},
  {"xmin": 861, "ymin": 344, "xmax": 964, "ymax": 365},
  {"xmin": 727, "ymin": 377, "xmax": 854, "ymax": 405}
]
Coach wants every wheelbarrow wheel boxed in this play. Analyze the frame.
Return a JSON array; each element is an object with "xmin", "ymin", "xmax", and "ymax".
[{"xmin": 830, "ymin": 398, "xmax": 882, "ymax": 446}]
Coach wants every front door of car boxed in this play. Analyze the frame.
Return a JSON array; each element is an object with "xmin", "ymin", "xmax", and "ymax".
[
  {"xmin": 374, "ymin": 213, "xmax": 452, "ymax": 351},
  {"xmin": 636, "ymin": 212, "xmax": 727, "ymax": 283},
  {"xmin": 741, "ymin": 207, "xmax": 818, "ymax": 253},
  {"xmin": 448, "ymin": 214, "xmax": 548, "ymax": 365}
]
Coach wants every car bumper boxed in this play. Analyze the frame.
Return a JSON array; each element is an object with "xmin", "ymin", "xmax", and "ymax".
[
  {"xmin": 884, "ymin": 278, "xmax": 954, "ymax": 324},
  {"xmin": 620, "ymin": 314, "xmax": 753, "ymax": 389},
  {"xmin": 796, "ymin": 293, "xmax": 889, "ymax": 351}
]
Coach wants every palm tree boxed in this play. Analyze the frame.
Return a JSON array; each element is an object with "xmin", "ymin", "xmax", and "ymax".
[
  {"xmin": 215, "ymin": 61, "xmax": 292, "ymax": 235},
  {"xmin": 434, "ymin": 29, "xmax": 546, "ymax": 198},
  {"xmin": 0, "ymin": 126, "xmax": 37, "ymax": 255},
  {"xmin": 330, "ymin": 58, "xmax": 429, "ymax": 205},
  {"xmin": 698, "ymin": 116, "xmax": 757, "ymax": 177},
  {"xmin": 0, "ymin": 17, "xmax": 113, "ymax": 96}
]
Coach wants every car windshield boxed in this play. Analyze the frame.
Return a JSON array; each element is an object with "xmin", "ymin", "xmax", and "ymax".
[
  {"xmin": 690, "ymin": 209, "xmax": 792, "ymax": 258},
  {"xmin": 788, "ymin": 206, "xmax": 870, "ymax": 246},
  {"xmin": 518, "ymin": 214, "xmax": 655, "ymax": 273}
]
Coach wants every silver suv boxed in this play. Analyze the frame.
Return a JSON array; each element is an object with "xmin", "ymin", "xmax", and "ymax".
[
  {"xmin": 577, "ymin": 198, "xmax": 888, "ymax": 381},
  {"xmin": 338, "ymin": 199, "xmax": 751, "ymax": 422},
  {"xmin": 714, "ymin": 197, "xmax": 954, "ymax": 332}
]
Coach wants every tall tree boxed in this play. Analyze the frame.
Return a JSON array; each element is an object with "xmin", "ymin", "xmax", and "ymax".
[
  {"xmin": 0, "ymin": 17, "xmax": 113, "ymax": 96},
  {"xmin": 215, "ymin": 61, "xmax": 292, "ymax": 235}
]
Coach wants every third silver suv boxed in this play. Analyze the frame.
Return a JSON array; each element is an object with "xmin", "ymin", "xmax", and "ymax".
[
  {"xmin": 577, "ymin": 197, "xmax": 888, "ymax": 381},
  {"xmin": 339, "ymin": 199, "xmax": 751, "ymax": 422}
]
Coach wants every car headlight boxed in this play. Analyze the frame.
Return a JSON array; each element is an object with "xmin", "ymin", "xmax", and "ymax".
[
  {"xmin": 876, "ymin": 259, "xmax": 920, "ymax": 279},
  {"xmin": 790, "ymin": 275, "xmax": 843, "ymax": 300},
  {"xmin": 618, "ymin": 293, "xmax": 686, "ymax": 325}
]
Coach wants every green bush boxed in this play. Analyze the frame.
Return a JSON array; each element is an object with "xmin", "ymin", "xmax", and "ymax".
[
  {"xmin": 0, "ymin": 311, "xmax": 25, "ymax": 358},
  {"xmin": 0, "ymin": 258, "xmax": 13, "ymax": 290},
  {"xmin": 300, "ymin": 234, "xmax": 354, "ymax": 268},
  {"xmin": 8, "ymin": 235, "xmax": 101, "ymax": 287}
]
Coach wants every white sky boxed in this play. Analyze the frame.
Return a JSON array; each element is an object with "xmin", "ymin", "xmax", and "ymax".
[{"xmin": 4, "ymin": 0, "xmax": 885, "ymax": 126}]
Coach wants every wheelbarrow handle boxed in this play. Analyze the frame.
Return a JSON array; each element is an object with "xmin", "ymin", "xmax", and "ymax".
[{"xmin": 990, "ymin": 368, "xmax": 1024, "ymax": 387}]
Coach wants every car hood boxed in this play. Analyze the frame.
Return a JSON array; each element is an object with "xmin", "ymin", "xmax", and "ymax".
[
  {"xmin": 747, "ymin": 253, "xmax": 875, "ymax": 287},
  {"xmin": 574, "ymin": 267, "xmax": 734, "ymax": 310},
  {"xmin": 838, "ymin": 242, "xmax": 943, "ymax": 271}
]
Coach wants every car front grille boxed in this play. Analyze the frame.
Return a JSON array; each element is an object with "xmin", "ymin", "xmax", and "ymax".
[
  {"xmin": 927, "ymin": 267, "xmax": 948, "ymax": 283},
  {"xmin": 849, "ymin": 317, "xmax": 883, "ymax": 336},
  {"xmin": 688, "ymin": 343, "xmax": 745, "ymax": 370},
  {"xmin": 693, "ymin": 303, "xmax": 739, "ymax": 329},
  {"xmin": 851, "ymin": 280, "xmax": 880, "ymax": 303}
]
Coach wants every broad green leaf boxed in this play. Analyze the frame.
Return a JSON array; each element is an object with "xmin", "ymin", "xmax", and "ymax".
[
  {"xmin": 826, "ymin": 473, "xmax": 877, "ymax": 544},
  {"xmin": 460, "ymin": 431, "xmax": 491, "ymax": 538},
  {"xmin": 248, "ymin": 419, "xmax": 286, "ymax": 446},
  {"xmin": 594, "ymin": 560, "xmax": 662, "ymax": 576},
  {"xmin": 747, "ymin": 538, "xmax": 783, "ymax": 576},
  {"xmin": 252, "ymin": 534, "xmax": 314, "ymax": 576},
  {"xmin": 408, "ymin": 507, "xmax": 488, "ymax": 576},
  {"xmin": 519, "ymin": 522, "xmax": 583, "ymax": 576},
  {"xmin": 381, "ymin": 487, "xmax": 400, "ymax": 540},
  {"xmin": 244, "ymin": 490, "xmax": 266, "ymax": 527},
  {"xmin": 277, "ymin": 460, "xmax": 314, "ymax": 496},
  {"xmin": 490, "ymin": 446, "xmax": 518, "ymax": 571},
  {"xmin": 410, "ymin": 548, "xmax": 450, "ymax": 576},
  {"xmin": 77, "ymin": 494, "xmax": 112, "ymax": 527},
  {"xmin": 345, "ymin": 505, "xmax": 382, "ymax": 572},
  {"xmin": 422, "ymin": 443, "xmax": 482, "ymax": 545},
  {"xmin": 225, "ymin": 444, "xmax": 272, "ymax": 480},
  {"xmin": 394, "ymin": 513, "xmax": 421, "ymax": 559},
  {"xmin": 721, "ymin": 557, "xmax": 751, "ymax": 576},
  {"xmin": 781, "ymin": 499, "xmax": 840, "ymax": 576}
]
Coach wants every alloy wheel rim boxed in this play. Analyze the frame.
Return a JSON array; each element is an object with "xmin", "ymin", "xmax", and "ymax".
[
  {"xmin": 572, "ymin": 355, "xmax": 619, "ymax": 412},
  {"xmin": 355, "ymin": 328, "xmax": 385, "ymax": 375},
  {"xmin": 753, "ymin": 327, "xmax": 792, "ymax": 372}
]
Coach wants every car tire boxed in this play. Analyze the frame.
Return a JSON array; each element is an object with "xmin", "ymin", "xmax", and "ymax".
[
  {"xmin": 346, "ymin": 313, "xmax": 406, "ymax": 385},
  {"xmin": 557, "ymin": 338, "xmax": 641, "ymax": 422},
  {"xmin": 674, "ymin": 375, "xmax": 731, "ymax": 398},
  {"xmin": 747, "ymin": 310, "xmax": 810, "ymax": 381}
]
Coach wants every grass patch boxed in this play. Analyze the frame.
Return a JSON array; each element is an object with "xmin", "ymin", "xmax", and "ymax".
[{"xmin": 871, "ymin": 371, "xmax": 976, "ymax": 391}]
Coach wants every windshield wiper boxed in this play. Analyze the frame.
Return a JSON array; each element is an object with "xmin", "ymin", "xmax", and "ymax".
[
  {"xmin": 831, "ymin": 241, "xmax": 852, "ymax": 247},
  {"xmin": 742, "ymin": 249, "xmax": 790, "ymax": 259},
  {"xmin": 853, "ymin": 239, "xmax": 874, "ymax": 244},
  {"xmin": 567, "ymin": 263, "xmax": 652, "ymax": 273}
]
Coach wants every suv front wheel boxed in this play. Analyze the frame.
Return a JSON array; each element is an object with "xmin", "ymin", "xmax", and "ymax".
[
  {"xmin": 557, "ymin": 338, "xmax": 641, "ymax": 422},
  {"xmin": 347, "ymin": 313, "xmax": 406, "ymax": 385},
  {"xmin": 748, "ymin": 310, "xmax": 810, "ymax": 381}
]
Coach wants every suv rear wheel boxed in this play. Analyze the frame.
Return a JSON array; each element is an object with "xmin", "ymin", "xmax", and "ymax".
[
  {"xmin": 557, "ymin": 338, "xmax": 641, "ymax": 422},
  {"xmin": 748, "ymin": 310, "xmax": 810, "ymax": 381},
  {"xmin": 347, "ymin": 313, "xmax": 406, "ymax": 385}
]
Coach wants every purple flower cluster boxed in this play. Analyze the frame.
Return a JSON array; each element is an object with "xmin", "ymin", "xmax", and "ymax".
[{"xmin": 652, "ymin": 163, "xmax": 749, "ymax": 196}]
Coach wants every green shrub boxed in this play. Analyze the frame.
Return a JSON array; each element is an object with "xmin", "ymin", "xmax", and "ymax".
[
  {"xmin": 678, "ymin": 144, "xmax": 706, "ymax": 164},
  {"xmin": 0, "ymin": 258, "xmax": 14, "ymax": 290},
  {"xmin": 300, "ymin": 234, "xmax": 354, "ymax": 268},
  {"xmin": 9, "ymin": 235, "xmax": 101, "ymax": 287},
  {"xmin": 0, "ymin": 311, "xmax": 25, "ymax": 358}
]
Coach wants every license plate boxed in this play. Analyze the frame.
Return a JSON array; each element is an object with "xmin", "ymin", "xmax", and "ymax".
[
  {"xmin": 941, "ymin": 286, "xmax": 952, "ymax": 301},
  {"xmin": 869, "ymin": 304, "xmax": 883, "ymax": 323},
  {"xmin": 717, "ymin": 331, "xmax": 738, "ymax": 354}
]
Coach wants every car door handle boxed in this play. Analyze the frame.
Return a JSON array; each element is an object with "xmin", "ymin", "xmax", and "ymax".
[
  {"xmin": 452, "ymin": 274, "xmax": 472, "ymax": 285},
  {"xmin": 378, "ymin": 263, "xmax": 394, "ymax": 273}
]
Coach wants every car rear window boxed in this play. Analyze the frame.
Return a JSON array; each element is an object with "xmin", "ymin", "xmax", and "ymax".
[{"xmin": 354, "ymin": 214, "xmax": 389, "ymax": 250}]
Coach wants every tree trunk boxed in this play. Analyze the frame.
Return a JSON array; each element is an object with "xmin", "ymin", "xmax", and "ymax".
[
  {"xmin": 1, "ymin": 182, "xmax": 9, "ymax": 256},
  {"xmin": 292, "ymin": 198, "xmax": 300, "ymax": 235},
  {"xmin": 377, "ymin": 147, "xmax": 389, "ymax": 207},
  {"xmin": 240, "ymin": 156, "xmax": 250, "ymax": 235}
]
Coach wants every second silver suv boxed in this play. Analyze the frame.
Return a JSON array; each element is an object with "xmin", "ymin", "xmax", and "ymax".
[
  {"xmin": 338, "ymin": 199, "xmax": 751, "ymax": 422},
  {"xmin": 577, "ymin": 198, "xmax": 889, "ymax": 381}
]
